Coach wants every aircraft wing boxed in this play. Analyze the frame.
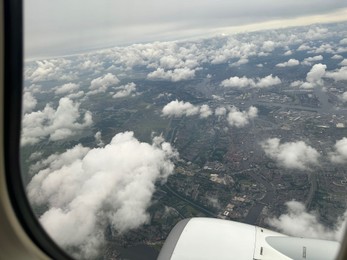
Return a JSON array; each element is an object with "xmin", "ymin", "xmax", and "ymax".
[{"xmin": 158, "ymin": 218, "xmax": 339, "ymax": 260}]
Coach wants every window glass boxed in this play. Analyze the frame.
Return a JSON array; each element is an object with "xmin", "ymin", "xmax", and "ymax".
[{"xmin": 22, "ymin": 1, "xmax": 347, "ymax": 259}]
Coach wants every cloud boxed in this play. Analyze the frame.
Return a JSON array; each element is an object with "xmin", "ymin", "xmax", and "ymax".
[
  {"xmin": 267, "ymin": 201, "xmax": 347, "ymax": 241},
  {"xmin": 112, "ymin": 82, "xmax": 137, "ymax": 98},
  {"xmin": 230, "ymin": 57, "xmax": 249, "ymax": 67},
  {"xmin": 220, "ymin": 76, "xmax": 255, "ymax": 88},
  {"xmin": 199, "ymin": 104, "xmax": 213, "ymax": 118},
  {"xmin": 261, "ymin": 41, "xmax": 275, "ymax": 52},
  {"xmin": 331, "ymin": 54, "xmax": 343, "ymax": 60},
  {"xmin": 290, "ymin": 80, "xmax": 304, "ymax": 87},
  {"xmin": 220, "ymin": 74, "xmax": 281, "ymax": 88},
  {"xmin": 27, "ymin": 132, "xmax": 178, "ymax": 258},
  {"xmin": 306, "ymin": 63, "xmax": 327, "ymax": 85},
  {"xmin": 339, "ymin": 59, "xmax": 347, "ymax": 66},
  {"xmin": 325, "ymin": 66, "xmax": 347, "ymax": 81},
  {"xmin": 301, "ymin": 55, "xmax": 323, "ymax": 66},
  {"xmin": 261, "ymin": 138, "xmax": 320, "ymax": 170},
  {"xmin": 314, "ymin": 43, "xmax": 334, "ymax": 54},
  {"xmin": 54, "ymin": 83, "xmax": 79, "ymax": 95},
  {"xmin": 227, "ymin": 106, "xmax": 258, "ymax": 128},
  {"xmin": 342, "ymin": 92, "xmax": 347, "ymax": 102},
  {"xmin": 212, "ymin": 95, "xmax": 224, "ymax": 101},
  {"xmin": 297, "ymin": 44, "xmax": 311, "ymax": 51},
  {"xmin": 87, "ymin": 73, "xmax": 120, "ymax": 95},
  {"xmin": 215, "ymin": 107, "xmax": 227, "ymax": 116},
  {"xmin": 27, "ymin": 59, "xmax": 77, "ymax": 82},
  {"xmin": 147, "ymin": 67, "xmax": 195, "ymax": 82},
  {"xmin": 78, "ymin": 59, "xmax": 103, "ymax": 71},
  {"xmin": 23, "ymin": 91, "xmax": 37, "ymax": 114},
  {"xmin": 66, "ymin": 91, "xmax": 85, "ymax": 99},
  {"xmin": 290, "ymin": 64, "xmax": 327, "ymax": 88},
  {"xmin": 21, "ymin": 97, "xmax": 93, "ymax": 145},
  {"xmin": 162, "ymin": 100, "xmax": 199, "ymax": 117},
  {"xmin": 94, "ymin": 131, "xmax": 104, "ymax": 147},
  {"xmin": 276, "ymin": 59, "xmax": 299, "ymax": 67},
  {"xmin": 340, "ymin": 38, "xmax": 347, "ymax": 45},
  {"xmin": 162, "ymin": 100, "xmax": 212, "ymax": 118},
  {"xmin": 158, "ymin": 55, "xmax": 199, "ymax": 69},
  {"xmin": 256, "ymin": 75, "xmax": 282, "ymax": 88},
  {"xmin": 329, "ymin": 137, "xmax": 347, "ymax": 164},
  {"xmin": 210, "ymin": 40, "xmax": 257, "ymax": 64},
  {"xmin": 306, "ymin": 27, "xmax": 329, "ymax": 40}
]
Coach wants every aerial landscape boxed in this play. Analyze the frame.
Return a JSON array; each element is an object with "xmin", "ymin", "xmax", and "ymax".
[{"xmin": 21, "ymin": 20, "xmax": 347, "ymax": 259}]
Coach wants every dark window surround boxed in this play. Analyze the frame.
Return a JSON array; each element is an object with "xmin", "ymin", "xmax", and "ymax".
[{"xmin": 3, "ymin": 0, "xmax": 73, "ymax": 259}]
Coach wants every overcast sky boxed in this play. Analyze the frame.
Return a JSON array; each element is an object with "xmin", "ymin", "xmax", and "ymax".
[{"xmin": 25, "ymin": 0, "xmax": 347, "ymax": 59}]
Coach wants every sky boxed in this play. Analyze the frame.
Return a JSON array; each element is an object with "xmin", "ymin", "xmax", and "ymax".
[{"xmin": 25, "ymin": 0, "xmax": 347, "ymax": 59}]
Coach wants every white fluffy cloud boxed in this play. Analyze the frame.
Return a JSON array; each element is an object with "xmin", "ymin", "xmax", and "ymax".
[
  {"xmin": 88, "ymin": 73, "xmax": 120, "ymax": 95},
  {"xmin": 22, "ymin": 92, "xmax": 37, "ymax": 114},
  {"xmin": 329, "ymin": 138, "xmax": 347, "ymax": 164},
  {"xmin": 314, "ymin": 43, "xmax": 334, "ymax": 54},
  {"xmin": 342, "ymin": 92, "xmax": 347, "ymax": 102},
  {"xmin": 162, "ymin": 100, "xmax": 212, "ymax": 118},
  {"xmin": 325, "ymin": 66, "xmax": 347, "ymax": 81},
  {"xmin": 256, "ymin": 75, "xmax": 282, "ymax": 88},
  {"xmin": 220, "ymin": 74, "xmax": 281, "ymax": 88},
  {"xmin": 54, "ymin": 83, "xmax": 79, "ymax": 95},
  {"xmin": 21, "ymin": 97, "xmax": 93, "ymax": 145},
  {"xmin": 276, "ymin": 59, "xmax": 299, "ymax": 67},
  {"xmin": 261, "ymin": 138, "xmax": 320, "ymax": 170},
  {"xmin": 306, "ymin": 63, "xmax": 327, "ymax": 85},
  {"xmin": 199, "ymin": 104, "xmax": 213, "ymax": 118},
  {"xmin": 227, "ymin": 106, "xmax": 258, "ymax": 128},
  {"xmin": 94, "ymin": 131, "xmax": 104, "ymax": 147},
  {"xmin": 261, "ymin": 41, "xmax": 275, "ymax": 52},
  {"xmin": 220, "ymin": 76, "xmax": 255, "ymax": 88},
  {"xmin": 297, "ymin": 44, "xmax": 311, "ymax": 51},
  {"xmin": 112, "ymin": 82, "xmax": 137, "ymax": 98},
  {"xmin": 301, "ymin": 55, "xmax": 323, "ymax": 66},
  {"xmin": 27, "ymin": 132, "xmax": 178, "ymax": 258},
  {"xmin": 290, "ymin": 80, "xmax": 304, "ymax": 87},
  {"xmin": 331, "ymin": 54, "xmax": 343, "ymax": 60},
  {"xmin": 147, "ymin": 67, "xmax": 195, "ymax": 82},
  {"xmin": 267, "ymin": 201, "xmax": 347, "ymax": 241},
  {"xmin": 339, "ymin": 59, "xmax": 347, "ymax": 66},
  {"xmin": 66, "ymin": 91, "xmax": 85, "ymax": 99},
  {"xmin": 162, "ymin": 100, "xmax": 199, "ymax": 117},
  {"xmin": 292, "ymin": 64, "xmax": 327, "ymax": 89},
  {"xmin": 340, "ymin": 38, "xmax": 347, "ymax": 45},
  {"xmin": 215, "ymin": 107, "xmax": 227, "ymax": 116},
  {"xmin": 27, "ymin": 59, "xmax": 77, "ymax": 82}
]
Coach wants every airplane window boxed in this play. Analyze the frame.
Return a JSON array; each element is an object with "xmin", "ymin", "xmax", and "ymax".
[{"xmin": 21, "ymin": 1, "xmax": 347, "ymax": 259}]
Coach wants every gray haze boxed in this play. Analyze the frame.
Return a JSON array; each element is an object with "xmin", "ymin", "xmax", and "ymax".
[{"xmin": 25, "ymin": 0, "xmax": 347, "ymax": 59}]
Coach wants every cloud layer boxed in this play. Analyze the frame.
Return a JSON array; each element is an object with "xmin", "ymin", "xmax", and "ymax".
[
  {"xmin": 25, "ymin": 1, "xmax": 347, "ymax": 58},
  {"xmin": 27, "ymin": 132, "xmax": 178, "ymax": 258}
]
